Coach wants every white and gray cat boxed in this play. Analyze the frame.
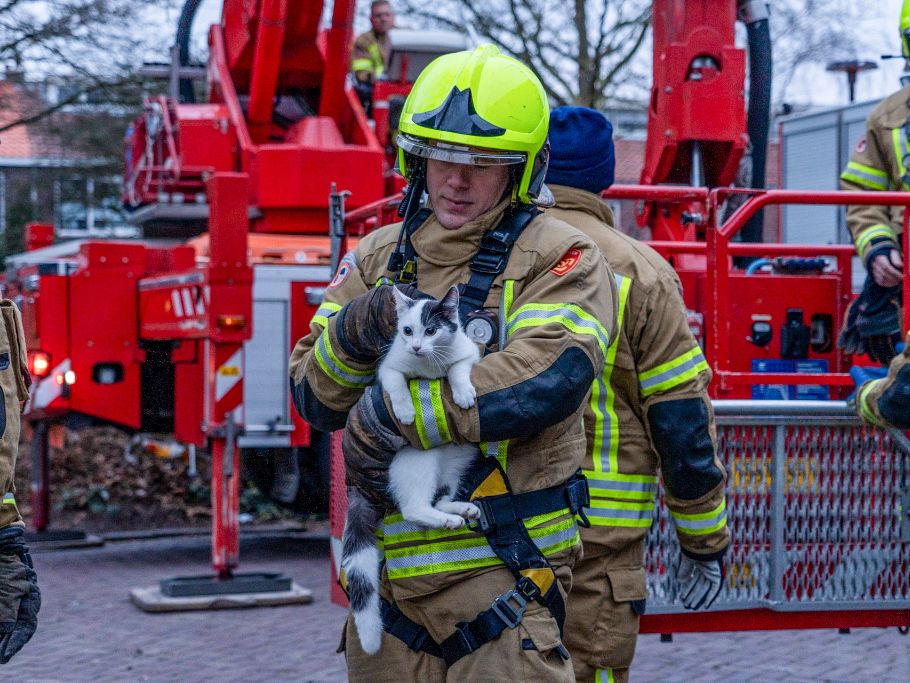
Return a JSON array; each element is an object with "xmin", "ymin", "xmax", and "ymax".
[{"xmin": 342, "ymin": 285, "xmax": 482, "ymax": 654}]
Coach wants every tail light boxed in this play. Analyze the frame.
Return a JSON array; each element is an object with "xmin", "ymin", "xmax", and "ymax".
[{"xmin": 29, "ymin": 351, "xmax": 51, "ymax": 378}]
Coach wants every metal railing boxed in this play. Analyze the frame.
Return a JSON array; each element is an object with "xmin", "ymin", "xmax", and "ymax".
[{"xmin": 642, "ymin": 400, "xmax": 910, "ymax": 632}]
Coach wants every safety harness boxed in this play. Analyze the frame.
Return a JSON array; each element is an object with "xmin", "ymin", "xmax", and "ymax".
[
  {"xmin": 379, "ymin": 463, "xmax": 590, "ymax": 665},
  {"xmin": 370, "ymin": 193, "xmax": 591, "ymax": 662}
]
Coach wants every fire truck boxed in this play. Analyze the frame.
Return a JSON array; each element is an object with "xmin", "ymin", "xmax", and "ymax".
[{"xmin": 6, "ymin": 0, "xmax": 909, "ymax": 630}]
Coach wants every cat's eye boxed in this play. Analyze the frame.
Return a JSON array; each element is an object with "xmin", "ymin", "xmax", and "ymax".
[
  {"xmin": 425, "ymin": 327, "xmax": 437, "ymax": 336},
  {"xmin": 403, "ymin": 326, "xmax": 413, "ymax": 336}
]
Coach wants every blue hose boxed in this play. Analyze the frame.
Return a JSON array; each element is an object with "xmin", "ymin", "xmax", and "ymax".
[{"xmin": 745, "ymin": 258, "xmax": 771, "ymax": 275}]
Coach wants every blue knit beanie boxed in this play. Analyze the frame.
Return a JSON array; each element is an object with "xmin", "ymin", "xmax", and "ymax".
[{"xmin": 545, "ymin": 106, "xmax": 615, "ymax": 193}]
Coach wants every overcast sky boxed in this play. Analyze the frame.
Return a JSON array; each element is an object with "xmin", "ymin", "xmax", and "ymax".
[{"xmin": 159, "ymin": 0, "xmax": 910, "ymax": 109}]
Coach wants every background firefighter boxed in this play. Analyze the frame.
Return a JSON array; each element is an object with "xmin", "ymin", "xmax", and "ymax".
[
  {"xmin": 290, "ymin": 45, "xmax": 616, "ymax": 679},
  {"xmin": 838, "ymin": 0, "xmax": 910, "ymax": 365},
  {"xmin": 351, "ymin": 0, "xmax": 395, "ymax": 116},
  {"xmin": 545, "ymin": 106, "xmax": 730, "ymax": 683},
  {"xmin": 0, "ymin": 301, "xmax": 40, "ymax": 664}
]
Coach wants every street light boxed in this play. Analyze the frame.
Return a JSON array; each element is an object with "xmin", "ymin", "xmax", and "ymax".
[{"xmin": 826, "ymin": 60, "xmax": 878, "ymax": 103}]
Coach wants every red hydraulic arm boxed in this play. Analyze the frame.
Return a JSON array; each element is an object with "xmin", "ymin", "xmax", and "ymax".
[{"xmin": 640, "ymin": 0, "xmax": 748, "ymax": 241}]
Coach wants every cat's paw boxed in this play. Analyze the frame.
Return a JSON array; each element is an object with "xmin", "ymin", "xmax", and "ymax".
[
  {"xmin": 451, "ymin": 383, "xmax": 476, "ymax": 409},
  {"xmin": 441, "ymin": 514, "xmax": 467, "ymax": 530},
  {"xmin": 436, "ymin": 500, "xmax": 480, "ymax": 520},
  {"xmin": 391, "ymin": 401, "xmax": 416, "ymax": 425}
]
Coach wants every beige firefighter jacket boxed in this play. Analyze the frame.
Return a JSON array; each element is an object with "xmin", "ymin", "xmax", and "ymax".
[
  {"xmin": 857, "ymin": 333, "xmax": 910, "ymax": 429},
  {"xmin": 351, "ymin": 29, "xmax": 390, "ymax": 83},
  {"xmin": 840, "ymin": 85, "xmax": 910, "ymax": 262},
  {"xmin": 548, "ymin": 185, "xmax": 730, "ymax": 561},
  {"xmin": 290, "ymin": 198, "xmax": 616, "ymax": 607},
  {"xmin": 0, "ymin": 301, "xmax": 28, "ymax": 529}
]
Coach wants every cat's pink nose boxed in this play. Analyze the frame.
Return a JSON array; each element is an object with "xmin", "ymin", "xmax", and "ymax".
[{"xmin": 412, "ymin": 345, "xmax": 421, "ymax": 353}]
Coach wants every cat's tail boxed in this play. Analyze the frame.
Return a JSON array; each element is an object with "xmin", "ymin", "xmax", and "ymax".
[{"xmin": 341, "ymin": 487, "xmax": 384, "ymax": 655}]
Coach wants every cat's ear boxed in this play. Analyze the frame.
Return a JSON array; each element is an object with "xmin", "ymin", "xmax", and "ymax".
[
  {"xmin": 391, "ymin": 285, "xmax": 413, "ymax": 318},
  {"xmin": 440, "ymin": 286, "xmax": 460, "ymax": 316}
]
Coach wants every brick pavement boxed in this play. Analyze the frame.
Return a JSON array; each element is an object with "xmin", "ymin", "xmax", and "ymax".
[{"xmin": 5, "ymin": 533, "xmax": 909, "ymax": 682}]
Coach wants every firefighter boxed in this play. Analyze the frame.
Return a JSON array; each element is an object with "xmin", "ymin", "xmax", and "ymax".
[
  {"xmin": 351, "ymin": 0, "xmax": 395, "ymax": 115},
  {"xmin": 290, "ymin": 45, "xmax": 616, "ymax": 680},
  {"xmin": 838, "ymin": 1, "xmax": 910, "ymax": 364},
  {"xmin": 851, "ymin": 340, "xmax": 910, "ymax": 429},
  {"xmin": 545, "ymin": 106, "xmax": 730, "ymax": 683},
  {"xmin": 0, "ymin": 300, "xmax": 40, "ymax": 664}
]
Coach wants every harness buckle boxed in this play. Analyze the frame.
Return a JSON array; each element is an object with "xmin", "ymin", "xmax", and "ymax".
[
  {"xmin": 466, "ymin": 499, "xmax": 493, "ymax": 534},
  {"xmin": 490, "ymin": 589, "xmax": 528, "ymax": 629},
  {"xmin": 515, "ymin": 575, "xmax": 542, "ymax": 601},
  {"xmin": 469, "ymin": 251, "xmax": 506, "ymax": 275}
]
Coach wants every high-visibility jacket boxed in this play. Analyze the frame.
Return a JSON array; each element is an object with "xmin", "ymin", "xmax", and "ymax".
[
  {"xmin": 0, "ymin": 301, "xmax": 29, "ymax": 529},
  {"xmin": 856, "ymin": 333, "xmax": 910, "ymax": 429},
  {"xmin": 840, "ymin": 85, "xmax": 910, "ymax": 263},
  {"xmin": 289, "ymin": 198, "xmax": 616, "ymax": 612},
  {"xmin": 547, "ymin": 185, "xmax": 730, "ymax": 561},
  {"xmin": 351, "ymin": 29, "xmax": 390, "ymax": 83}
]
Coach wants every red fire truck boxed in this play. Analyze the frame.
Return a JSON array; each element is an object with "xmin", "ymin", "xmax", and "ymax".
[{"xmin": 5, "ymin": 0, "xmax": 909, "ymax": 629}]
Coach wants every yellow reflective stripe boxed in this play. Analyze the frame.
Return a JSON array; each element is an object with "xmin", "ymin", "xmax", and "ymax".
[
  {"xmin": 671, "ymin": 499, "xmax": 728, "ymax": 536},
  {"xmin": 596, "ymin": 669, "xmax": 616, "ymax": 683},
  {"xmin": 507, "ymin": 302, "xmax": 611, "ymax": 359},
  {"xmin": 368, "ymin": 42, "xmax": 384, "ymax": 77},
  {"xmin": 310, "ymin": 302, "xmax": 342, "ymax": 330},
  {"xmin": 841, "ymin": 161, "xmax": 890, "ymax": 190},
  {"xmin": 586, "ymin": 499, "xmax": 655, "ymax": 527},
  {"xmin": 585, "ymin": 470, "xmax": 657, "ymax": 501},
  {"xmin": 480, "ymin": 440, "xmax": 508, "ymax": 471},
  {"xmin": 892, "ymin": 127, "xmax": 910, "ymax": 183},
  {"xmin": 638, "ymin": 346, "xmax": 709, "ymax": 397},
  {"xmin": 502, "ymin": 280, "xmax": 515, "ymax": 326},
  {"xmin": 855, "ymin": 224, "xmax": 897, "ymax": 259},
  {"xmin": 314, "ymin": 331, "xmax": 375, "ymax": 388},
  {"xmin": 858, "ymin": 378, "xmax": 888, "ymax": 427},
  {"xmin": 351, "ymin": 58, "xmax": 373, "ymax": 72},
  {"xmin": 591, "ymin": 274, "xmax": 632, "ymax": 472},
  {"xmin": 1, "ymin": 493, "xmax": 14, "ymax": 507},
  {"xmin": 382, "ymin": 508, "xmax": 566, "ymax": 544},
  {"xmin": 383, "ymin": 514, "xmax": 579, "ymax": 579},
  {"xmin": 409, "ymin": 379, "xmax": 451, "ymax": 448}
]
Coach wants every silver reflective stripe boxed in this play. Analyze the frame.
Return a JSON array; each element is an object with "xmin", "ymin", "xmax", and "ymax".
[
  {"xmin": 412, "ymin": 379, "xmax": 448, "ymax": 447},
  {"xmin": 639, "ymin": 349, "xmax": 707, "ymax": 393},
  {"xmin": 588, "ymin": 478, "xmax": 657, "ymax": 496},
  {"xmin": 507, "ymin": 306, "xmax": 611, "ymax": 349},
  {"xmin": 2, "ymin": 493, "xmax": 14, "ymax": 505},
  {"xmin": 586, "ymin": 504, "xmax": 654, "ymax": 521},
  {"xmin": 672, "ymin": 508, "xmax": 728, "ymax": 532},
  {"xmin": 315, "ymin": 332, "xmax": 375, "ymax": 387},
  {"xmin": 383, "ymin": 522, "xmax": 578, "ymax": 573}
]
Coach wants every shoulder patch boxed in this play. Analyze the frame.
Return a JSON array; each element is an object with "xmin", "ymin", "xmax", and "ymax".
[
  {"xmin": 328, "ymin": 252, "xmax": 357, "ymax": 289},
  {"xmin": 855, "ymin": 136, "xmax": 867, "ymax": 154},
  {"xmin": 550, "ymin": 248, "xmax": 582, "ymax": 277}
]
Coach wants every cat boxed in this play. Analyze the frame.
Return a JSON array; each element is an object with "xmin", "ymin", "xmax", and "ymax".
[{"xmin": 342, "ymin": 285, "xmax": 482, "ymax": 654}]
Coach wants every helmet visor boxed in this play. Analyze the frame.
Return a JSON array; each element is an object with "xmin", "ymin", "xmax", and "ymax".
[{"xmin": 398, "ymin": 134, "xmax": 525, "ymax": 166}]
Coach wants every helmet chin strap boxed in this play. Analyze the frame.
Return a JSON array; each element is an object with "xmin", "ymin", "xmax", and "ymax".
[{"xmin": 387, "ymin": 164, "xmax": 427, "ymax": 278}]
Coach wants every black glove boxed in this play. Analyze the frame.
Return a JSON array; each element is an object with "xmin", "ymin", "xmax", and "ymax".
[
  {"xmin": 0, "ymin": 526, "xmax": 40, "ymax": 664},
  {"xmin": 342, "ymin": 384, "xmax": 406, "ymax": 509},
  {"xmin": 336, "ymin": 284, "xmax": 426, "ymax": 363},
  {"xmin": 838, "ymin": 273, "xmax": 902, "ymax": 365}
]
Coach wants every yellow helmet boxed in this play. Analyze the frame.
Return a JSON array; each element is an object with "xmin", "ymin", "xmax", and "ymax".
[
  {"xmin": 397, "ymin": 44, "xmax": 550, "ymax": 204},
  {"xmin": 902, "ymin": 0, "xmax": 910, "ymax": 57}
]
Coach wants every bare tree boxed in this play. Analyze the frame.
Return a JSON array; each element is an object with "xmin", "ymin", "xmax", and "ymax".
[
  {"xmin": 0, "ymin": 0, "xmax": 175, "ymax": 133},
  {"xmin": 397, "ymin": 0, "xmax": 651, "ymax": 109},
  {"xmin": 768, "ymin": 0, "xmax": 870, "ymax": 104}
]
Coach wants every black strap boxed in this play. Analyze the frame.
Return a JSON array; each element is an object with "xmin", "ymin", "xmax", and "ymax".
[
  {"xmin": 380, "ymin": 470, "xmax": 590, "ymax": 665},
  {"xmin": 459, "ymin": 204, "xmax": 540, "ymax": 319}
]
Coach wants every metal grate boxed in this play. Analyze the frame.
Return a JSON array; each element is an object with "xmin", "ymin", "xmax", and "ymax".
[{"xmin": 645, "ymin": 407, "xmax": 910, "ymax": 614}]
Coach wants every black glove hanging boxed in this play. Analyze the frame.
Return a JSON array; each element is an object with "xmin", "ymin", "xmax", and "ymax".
[{"xmin": 838, "ymin": 273, "xmax": 903, "ymax": 365}]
